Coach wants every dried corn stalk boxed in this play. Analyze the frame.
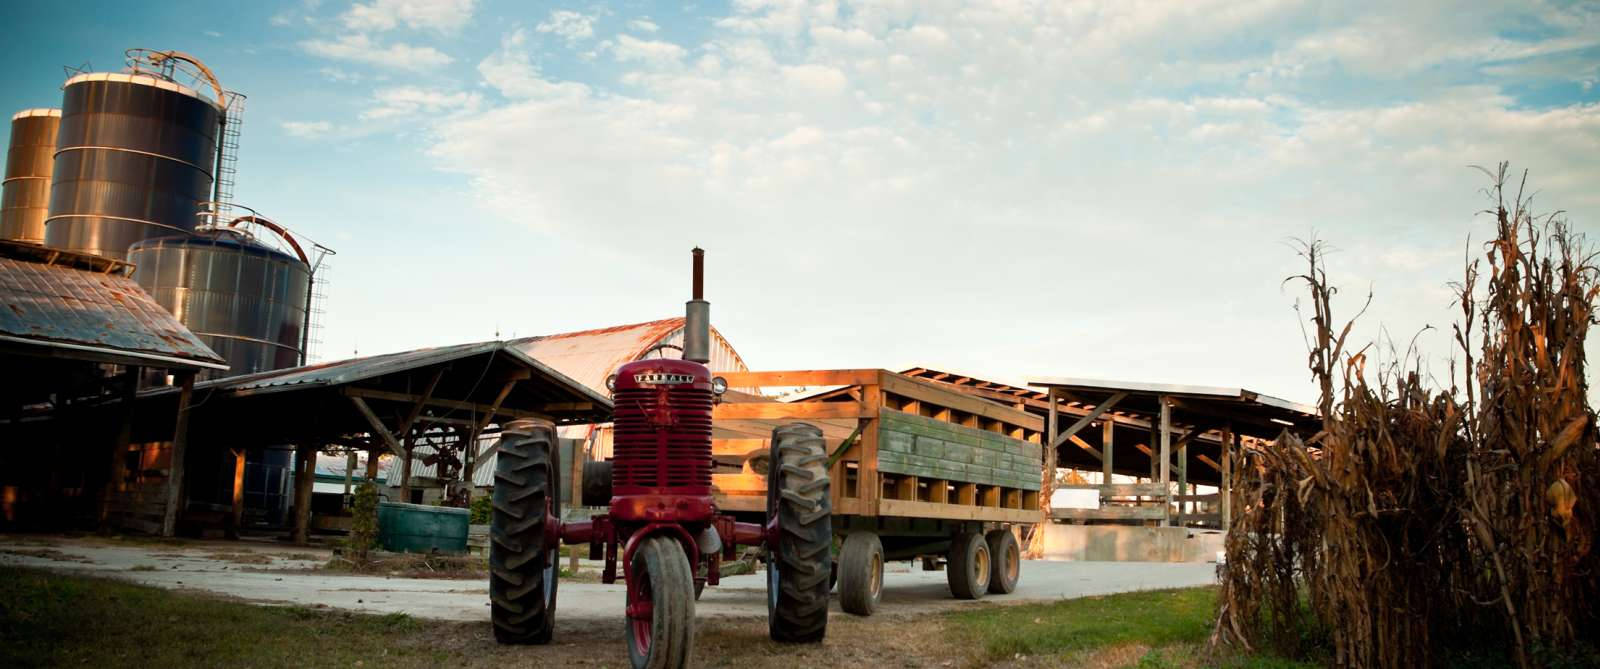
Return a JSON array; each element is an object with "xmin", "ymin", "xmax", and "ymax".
[{"xmin": 1211, "ymin": 164, "xmax": 1599, "ymax": 668}]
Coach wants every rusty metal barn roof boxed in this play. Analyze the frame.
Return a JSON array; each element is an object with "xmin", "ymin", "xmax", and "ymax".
[
  {"xmin": 510, "ymin": 317, "xmax": 747, "ymax": 394},
  {"xmin": 0, "ymin": 242, "xmax": 225, "ymax": 370},
  {"xmin": 180, "ymin": 340, "xmax": 610, "ymax": 411}
]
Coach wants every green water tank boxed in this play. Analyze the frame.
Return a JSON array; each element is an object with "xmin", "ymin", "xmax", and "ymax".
[{"xmin": 377, "ymin": 502, "xmax": 469, "ymax": 554}]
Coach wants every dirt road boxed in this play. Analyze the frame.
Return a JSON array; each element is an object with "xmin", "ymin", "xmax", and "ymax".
[{"xmin": 0, "ymin": 534, "xmax": 1216, "ymax": 623}]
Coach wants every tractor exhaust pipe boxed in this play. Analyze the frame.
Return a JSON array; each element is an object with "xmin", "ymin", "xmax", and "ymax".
[{"xmin": 684, "ymin": 247, "xmax": 711, "ymax": 364}]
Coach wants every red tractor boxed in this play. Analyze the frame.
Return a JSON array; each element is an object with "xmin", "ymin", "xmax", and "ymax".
[{"xmin": 488, "ymin": 249, "xmax": 832, "ymax": 668}]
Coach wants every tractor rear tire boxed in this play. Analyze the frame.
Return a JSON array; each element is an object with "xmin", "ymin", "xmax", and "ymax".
[
  {"xmin": 838, "ymin": 531, "xmax": 883, "ymax": 616},
  {"xmin": 947, "ymin": 532, "xmax": 990, "ymax": 600},
  {"xmin": 985, "ymin": 529, "xmax": 1020, "ymax": 594},
  {"xmin": 766, "ymin": 423, "xmax": 831, "ymax": 643},
  {"xmin": 489, "ymin": 420, "xmax": 561, "ymax": 644},
  {"xmin": 625, "ymin": 535, "xmax": 696, "ymax": 669},
  {"xmin": 581, "ymin": 460, "xmax": 612, "ymax": 507}
]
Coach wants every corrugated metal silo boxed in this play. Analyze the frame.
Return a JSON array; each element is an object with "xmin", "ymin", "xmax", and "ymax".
[
  {"xmin": 1, "ymin": 109, "xmax": 60, "ymax": 244},
  {"xmin": 45, "ymin": 72, "xmax": 220, "ymax": 260},
  {"xmin": 127, "ymin": 228, "xmax": 310, "ymax": 378}
]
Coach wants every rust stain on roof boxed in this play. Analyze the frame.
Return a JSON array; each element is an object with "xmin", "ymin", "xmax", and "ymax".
[
  {"xmin": 511, "ymin": 318, "xmax": 747, "ymax": 394},
  {"xmin": 0, "ymin": 255, "xmax": 223, "ymax": 365}
]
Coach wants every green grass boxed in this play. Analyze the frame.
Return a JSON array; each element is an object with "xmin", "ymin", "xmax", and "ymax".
[
  {"xmin": 0, "ymin": 567, "xmax": 447, "ymax": 668},
  {"xmin": 945, "ymin": 587, "xmax": 1315, "ymax": 669}
]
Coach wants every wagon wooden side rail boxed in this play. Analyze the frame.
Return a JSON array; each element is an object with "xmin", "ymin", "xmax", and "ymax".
[{"xmin": 709, "ymin": 369, "xmax": 1043, "ymax": 524}]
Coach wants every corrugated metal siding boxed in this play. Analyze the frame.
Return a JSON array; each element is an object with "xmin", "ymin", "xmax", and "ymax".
[
  {"xmin": 0, "ymin": 255, "xmax": 223, "ymax": 364},
  {"xmin": 510, "ymin": 318, "xmax": 747, "ymax": 396}
]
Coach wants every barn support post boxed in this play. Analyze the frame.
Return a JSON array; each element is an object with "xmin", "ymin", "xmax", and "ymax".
[
  {"xmin": 343, "ymin": 450, "xmax": 356, "ymax": 495},
  {"xmin": 1158, "ymin": 396, "xmax": 1172, "ymax": 527},
  {"xmin": 291, "ymin": 443, "xmax": 316, "ymax": 544},
  {"xmin": 1101, "ymin": 418, "xmax": 1114, "ymax": 485},
  {"xmin": 1027, "ymin": 388, "xmax": 1060, "ymax": 558},
  {"xmin": 400, "ymin": 432, "xmax": 414, "ymax": 504},
  {"xmin": 1222, "ymin": 426, "xmax": 1235, "ymax": 532},
  {"xmin": 160, "ymin": 371, "xmax": 196, "ymax": 538},
  {"xmin": 99, "ymin": 366, "xmax": 140, "ymax": 531},
  {"xmin": 227, "ymin": 448, "xmax": 245, "ymax": 539}
]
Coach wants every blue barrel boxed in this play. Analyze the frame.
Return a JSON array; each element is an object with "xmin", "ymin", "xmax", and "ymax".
[{"xmin": 377, "ymin": 502, "xmax": 469, "ymax": 554}]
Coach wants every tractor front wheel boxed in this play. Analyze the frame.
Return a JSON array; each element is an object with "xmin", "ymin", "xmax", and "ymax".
[
  {"xmin": 625, "ymin": 535, "xmax": 696, "ymax": 669},
  {"xmin": 766, "ymin": 423, "xmax": 831, "ymax": 643},
  {"xmin": 489, "ymin": 420, "xmax": 561, "ymax": 644}
]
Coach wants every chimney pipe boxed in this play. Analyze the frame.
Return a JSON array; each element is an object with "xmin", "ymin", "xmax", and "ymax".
[{"xmin": 684, "ymin": 247, "xmax": 710, "ymax": 364}]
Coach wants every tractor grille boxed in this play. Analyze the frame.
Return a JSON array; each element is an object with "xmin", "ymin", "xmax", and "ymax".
[{"xmin": 611, "ymin": 387, "xmax": 714, "ymax": 493}]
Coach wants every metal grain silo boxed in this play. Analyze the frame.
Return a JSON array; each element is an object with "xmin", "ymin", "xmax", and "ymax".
[
  {"xmin": 127, "ymin": 227, "xmax": 310, "ymax": 378},
  {"xmin": 45, "ymin": 72, "xmax": 220, "ymax": 259},
  {"xmin": 1, "ymin": 109, "xmax": 60, "ymax": 244}
]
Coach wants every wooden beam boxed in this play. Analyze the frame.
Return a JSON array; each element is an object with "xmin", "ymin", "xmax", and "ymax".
[
  {"xmin": 463, "ymin": 378, "xmax": 521, "ymax": 497},
  {"xmin": 879, "ymin": 498, "xmax": 1038, "ymax": 523},
  {"xmin": 1051, "ymin": 506, "xmax": 1168, "ymax": 521},
  {"xmin": 859, "ymin": 387, "xmax": 882, "ymax": 516},
  {"xmin": 350, "ymin": 396, "xmax": 405, "ymax": 457},
  {"xmin": 161, "ymin": 371, "xmax": 196, "ymax": 538},
  {"xmin": 1221, "ymin": 425, "xmax": 1234, "ymax": 532},
  {"xmin": 879, "ymin": 373, "xmax": 1042, "ymax": 431},
  {"xmin": 1067, "ymin": 434, "xmax": 1103, "ymax": 461},
  {"xmin": 712, "ymin": 438, "xmax": 768, "ymax": 458},
  {"xmin": 398, "ymin": 369, "xmax": 446, "ymax": 440},
  {"xmin": 1051, "ymin": 392, "xmax": 1127, "ymax": 449},
  {"xmin": 99, "ymin": 366, "xmax": 138, "ymax": 532},
  {"xmin": 228, "ymin": 448, "xmax": 245, "ymax": 540},
  {"xmin": 291, "ymin": 443, "xmax": 315, "ymax": 544},
  {"xmin": 1101, "ymin": 417, "xmax": 1115, "ymax": 485},
  {"xmin": 713, "ymin": 401, "xmax": 871, "ymax": 421},
  {"xmin": 1196, "ymin": 454, "xmax": 1223, "ymax": 472},
  {"xmin": 1159, "ymin": 396, "xmax": 1172, "ymax": 526},
  {"xmin": 1055, "ymin": 483, "xmax": 1168, "ymax": 497},
  {"xmin": 719, "ymin": 369, "xmax": 881, "ymax": 388},
  {"xmin": 341, "ymin": 387, "xmax": 551, "ymax": 419},
  {"xmin": 1167, "ymin": 397, "xmax": 1300, "ymax": 432}
]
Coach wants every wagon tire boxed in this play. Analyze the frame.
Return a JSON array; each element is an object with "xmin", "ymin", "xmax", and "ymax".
[
  {"xmin": 838, "ymin": 531, "xmax": 884, "ymax": 616},
  {"xmin": 985, "ymin": 529, "xmax": 1020, "ymax": 595},
  {"xmin": 947, "ymin": 532, "xmax": 990, "ymax": 600}
]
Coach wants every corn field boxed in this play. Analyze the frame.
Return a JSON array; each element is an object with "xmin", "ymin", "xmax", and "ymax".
[{"xmin": 1212, "ymin": 164, "xmax": 1600, "ymax": 668}]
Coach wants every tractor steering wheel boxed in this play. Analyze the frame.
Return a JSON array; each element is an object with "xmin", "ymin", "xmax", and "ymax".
[{"xmin": 639, "ymin": 343, "xmax": 683, "ymax": 360}]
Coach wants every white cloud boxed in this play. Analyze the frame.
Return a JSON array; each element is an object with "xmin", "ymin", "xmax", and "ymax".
[
  {"xmin": 613, "ymin": 35, "xmax": 687, "ymax": 65},
  {"xmin": 417, "ymin": 2, "xmax": 1600, "ymax": 401},
  {"xmin": 301, "ymin": 34, "xmax": 453, "ymax": 70},
  {"xmin": 628, "ymin": 18, "xmax": 660, "ymax": 33},
  {"xmin": 536, "ymin": 9, "xmax": 596, "ymax": 45},
  {"xmin": 363, "ymin": 86, "xmax": 483, "ymax": 120},
  {"xmin": 477, "ymin": 29, "xmax": 591, "ymax": 100},
  {"xmin": 342, "ymin": 0, "xmax": 475, "ymax": 33},
  {"xmin": 282, "ymin": 120, "xmax": 335, "ymax": 138}
]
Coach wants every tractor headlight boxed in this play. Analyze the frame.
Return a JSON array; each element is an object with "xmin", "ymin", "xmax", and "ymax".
[
  {"xmin": 711, "ymin": 376, "xmax": 728, "ymax": 395},
  {"xmin": 606, "ymin": 374, "xmax": 617, "ymax": 391}
]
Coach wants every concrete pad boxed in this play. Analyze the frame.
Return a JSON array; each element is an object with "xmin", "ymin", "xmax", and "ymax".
[
  {"xmin": 1038, "ymin": 523, "xmax": 1226, "ymax": 562},
  {"xmin": 0, "ymin": 535, "xmax": 1217, "ymax": 623}
]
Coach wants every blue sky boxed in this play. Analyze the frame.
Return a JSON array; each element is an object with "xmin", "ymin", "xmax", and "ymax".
[{"xmin": 2, "ymin": 1, "xmax": 1597, "ymax": 403}]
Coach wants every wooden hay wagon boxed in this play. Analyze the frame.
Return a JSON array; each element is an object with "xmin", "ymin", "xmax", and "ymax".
[{"xmin": 708, "ymin": 369, "xmax": 1043, "ymax": 615}]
